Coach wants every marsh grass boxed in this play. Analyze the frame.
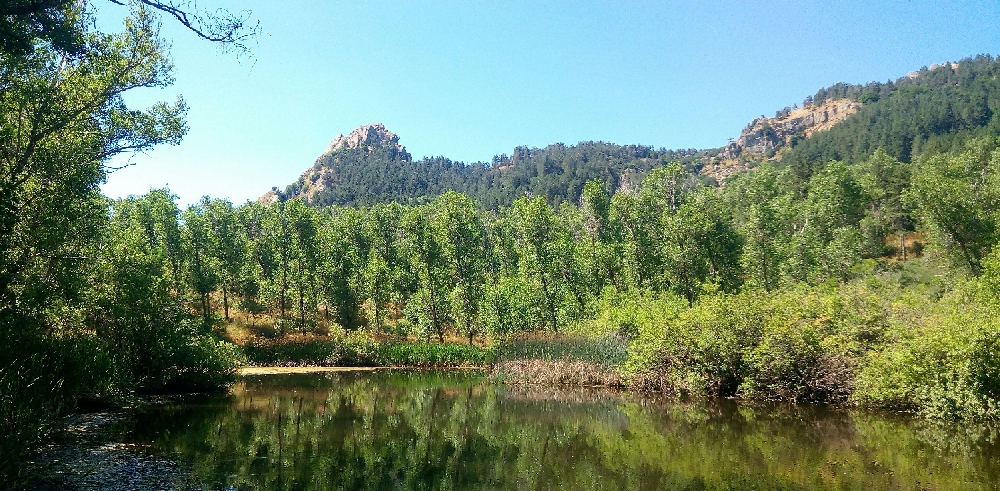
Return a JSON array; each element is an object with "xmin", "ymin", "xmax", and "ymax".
[
  {"xmin": 239, "ymin": 331, "xmax": 494, "ymax": 368},
  {"xmin": 493, "ymin": 359, "xmax": 626, "ymax": 388},
  {"xmin": 498, "ymin": 333, "xmax": 629, "ymax": 367}
]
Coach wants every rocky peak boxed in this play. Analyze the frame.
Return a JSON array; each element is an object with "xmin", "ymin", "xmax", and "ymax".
[
  {"xmin": 260, "ymin": 124, "xmax": 412, "ymax": 204},
  {"xmin": 908, "ymin": 61, "xmax": 959, "ymax": 79},
  {"xmin": 325, "ymin": 123, "xmax": 407, "ymax": 157}
]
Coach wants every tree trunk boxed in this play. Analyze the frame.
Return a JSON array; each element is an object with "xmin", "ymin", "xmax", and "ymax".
[
  {"xmin": 298, "ymin": 277, "xmax": 305, "ymax": 328},
  {"xmin": 223, "ymin": 287, "xmax": 230, "ymax": 321},
  {"xmin": 540, "ymin": 275, "xmax": 557, "ymax": 333}
]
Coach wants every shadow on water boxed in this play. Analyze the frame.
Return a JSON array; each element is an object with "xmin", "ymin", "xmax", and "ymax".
[{"xmin": 110, "ymin": 370, "xmax": 1000, "ymax": 490}]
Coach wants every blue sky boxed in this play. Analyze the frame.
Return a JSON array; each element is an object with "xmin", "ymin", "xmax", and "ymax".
[{"xmin": 98, "ymin": 0, "xmax": 1000, "ymax": 206}]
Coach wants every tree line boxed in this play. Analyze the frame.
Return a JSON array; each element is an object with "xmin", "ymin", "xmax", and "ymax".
[{"xmin": 126, "ymin": 137, "xmax": 1000, "ymax": 343}]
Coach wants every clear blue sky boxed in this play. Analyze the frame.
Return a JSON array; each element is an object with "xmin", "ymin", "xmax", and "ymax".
[{"xmin": 97, "ymin": 0, "xmax": 1000, "ymax": 206}]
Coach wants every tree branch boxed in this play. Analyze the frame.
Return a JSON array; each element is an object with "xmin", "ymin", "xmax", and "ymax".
[{"xmin": 105, "ymin": 0, "xmax": 259, "ymax": 52}]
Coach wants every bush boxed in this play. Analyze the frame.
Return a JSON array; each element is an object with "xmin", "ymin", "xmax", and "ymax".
[
  {"xmin": 621, "ymin": 290, "xmax": 765, "ymax": 397},
  {"xmin": 853, "ymin": 286, "xmax": 1000, "ymax": 420},
  {"xmin": 585, "ymin": 277, "xmax": 1000, "ymax": 420},
  {"xmin": 162, "ymin": 334, "xmax": 245, "ymax": 392},
  {"xmin": 242, "ymin": 335, "xmax": 346, "ymax": 366},
  {"xmin": 621, "ymin": 284, "xmax": 890, "ymax": 402}
]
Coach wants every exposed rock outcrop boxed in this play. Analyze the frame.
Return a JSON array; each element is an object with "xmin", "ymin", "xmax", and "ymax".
[
  {"xmin": 324, "ymin": 123, "xmax": 408, "ymax": 158},
  {"xmin": 703, "ymin": 99, "xmax": 860, "ymax": 182},
  {"xmin": 907, "ymin": 61, "xmax": 959, "ymax": 79}
]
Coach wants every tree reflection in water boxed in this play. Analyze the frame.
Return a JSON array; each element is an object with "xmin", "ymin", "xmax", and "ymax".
[{"xmin": 113, "ymin": 370, "xmax": 1000, "ymax": 490}]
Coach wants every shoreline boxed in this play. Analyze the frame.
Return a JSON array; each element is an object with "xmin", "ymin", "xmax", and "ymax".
[
  {"xmin": 239, "ymin": 365, "xmax": 486, "ymax": 375},
  {"xmin": 239, "ymin": 366, "xmax": 384, "ymax": 375}
]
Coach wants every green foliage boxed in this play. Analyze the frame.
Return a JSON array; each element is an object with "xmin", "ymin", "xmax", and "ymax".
[
  {"xmin": 904, "ymin": 137, "xmax": 1000, "ymax": 274},
  {"xmin": 852, "ymin": 284, "xmax": 1000, "ymax": 420},
  {"xmin": 0, "ymin": 5, "xmax": 242, "ymax": 482},
  {"xmin": 481, "ymin": 275, "xmax": 540, "ymax": 336},
  {"xmin": 602, "ymin": 274, "xmax": 1000, "ymax": 419}
]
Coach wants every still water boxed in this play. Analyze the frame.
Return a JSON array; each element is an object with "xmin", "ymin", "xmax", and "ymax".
[{"xmin": 113, "ymin": 370, "xmax": 1000, "ymax": 490}]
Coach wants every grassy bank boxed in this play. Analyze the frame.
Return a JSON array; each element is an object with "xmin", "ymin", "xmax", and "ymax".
[{"xmin": 225, "ymin": 323, "xmax": 496, "ymax": 368}]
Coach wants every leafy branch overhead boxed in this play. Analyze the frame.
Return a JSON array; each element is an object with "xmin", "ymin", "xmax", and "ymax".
[
  {"xmin": 106, "ymin": 0, "xmax": 259, "ymax": 53},
  {"xmin": 0, "ymin": 0, "xmax": 258, "ymax": 59}
]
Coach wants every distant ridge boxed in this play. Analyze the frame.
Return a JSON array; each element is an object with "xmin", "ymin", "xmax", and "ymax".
[{"xmin": 265, "ymin": 55, "xmax": 1000, "ymax": 207}]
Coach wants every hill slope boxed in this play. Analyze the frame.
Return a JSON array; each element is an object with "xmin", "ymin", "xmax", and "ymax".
[
  {"xmin": 267, "ymin": 54, "xmax": 1000, "ymax": 206},
  {"xmin": 266, "ymin": 124, "xmax": 708, "ymax": 208}
]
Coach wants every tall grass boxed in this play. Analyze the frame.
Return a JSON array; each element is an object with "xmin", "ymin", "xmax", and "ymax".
[
  {"xmin": 498, "ymin": 334, "xmax": 629, "ymax": 367},
  {"xmin": 240, "ymin": 332, "xmax": 495, "ymax": 367}
]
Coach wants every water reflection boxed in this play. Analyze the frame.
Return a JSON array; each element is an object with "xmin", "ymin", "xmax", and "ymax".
[{"xmin": 115, "ymin": 370, "xmax": 1000, "ymax": 490}]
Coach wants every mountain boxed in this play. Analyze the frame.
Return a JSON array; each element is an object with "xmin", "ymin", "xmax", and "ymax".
[
  {"xmin": 778, "ymin": 56, "xmax": 1000, "ymax": 191},
  {"xmin": 266, "ymin": 54, "xmax": 1000, "ymax": 207},
  {"xmin": 265, "ymin": 124, "xmax": 708, "ymax": 208}
]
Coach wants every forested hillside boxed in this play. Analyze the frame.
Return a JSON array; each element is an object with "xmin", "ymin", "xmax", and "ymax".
[
  {"xmin": 271, "ymin": 125, "xmax": 706, "ymax": 208},
  {"xmin": 779, "ymin": 56, "xmax": 1000, "ymax": 190},
  {"xmin": 275, "ymin": 55, "xmax": 1000, "ymax": 207}
]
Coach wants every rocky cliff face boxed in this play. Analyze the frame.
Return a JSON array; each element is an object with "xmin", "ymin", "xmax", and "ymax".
[
  {"xmin": 703, "ymin": 99, "xmax": 860, "ymax": 182},
  {"xmin": 324, "ymin": 123, "xmax": 409, "ymax": 158}
]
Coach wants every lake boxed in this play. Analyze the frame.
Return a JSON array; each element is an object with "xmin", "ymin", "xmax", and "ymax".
[{"xmin": 111, "ymin": 369, "xmax": 1000, "ymax": 490}]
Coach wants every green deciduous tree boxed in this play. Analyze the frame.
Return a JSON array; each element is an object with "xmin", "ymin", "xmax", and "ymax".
[
  {"xmin": 182, "ymin": 199, "xmax": 219, "ymax": 326},
  {"xmin": 905, "ymin": 138, "xmax": 1000, "ymax": 274},
  {"xmin": 435, "ymin": 192, "xmax": 488, "ymax": 345}
]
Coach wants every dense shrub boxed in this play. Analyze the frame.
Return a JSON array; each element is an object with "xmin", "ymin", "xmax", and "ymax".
[
  {"xmin": 595, "ymin": 275, "xmax": 1000, "ymax": 420},
  {"xmin": 162, "ymin": 333, "xmax": 246, "ymax": 392},
  {"xmin": 852, "ymin": 285, "xmax": 1000, "ymax": 420}
]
